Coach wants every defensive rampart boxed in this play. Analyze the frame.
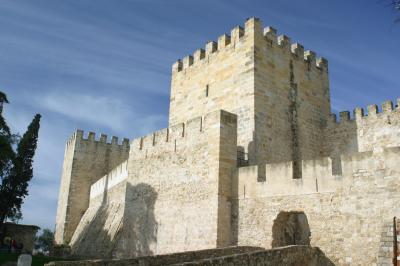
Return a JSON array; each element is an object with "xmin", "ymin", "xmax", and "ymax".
[
  {"xmin": 55, "ymin": 131, "xmax": 130, "ymax": 245},
  {"xmin": 324, "ymin": 99, "xmax": 400, "ymax": 157},
  {"xmin": 89, "ymin": 160, "xmax": 128, "ymax": 199},
  {"xmin": 233, "ymin": 146, "xmax": 400, "ymax": 265},
  {"xmin": 46, "ymin": 245, "xmax": 333, "ymax": 266},
  {"xmin": 67, "ymin": 110, "xmax": 238, "ymax": 259}
]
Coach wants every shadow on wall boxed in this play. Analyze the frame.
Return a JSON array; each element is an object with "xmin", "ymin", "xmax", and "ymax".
[
  {"xmin": 272, "ymin": 211, "xmax": 311, "ymax": 248},
  {"xmin": 116, "ymin": 182, "xmax": 158, "ymax": 258},
  {"xmin": 70, "ymin": 183, "xmax": 158, "ymax": 259}
]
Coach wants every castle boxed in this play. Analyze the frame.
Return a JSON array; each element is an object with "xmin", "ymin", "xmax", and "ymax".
[{"xmin": 54, "ymin": 18, "xmax": 400, "ymax": 265}]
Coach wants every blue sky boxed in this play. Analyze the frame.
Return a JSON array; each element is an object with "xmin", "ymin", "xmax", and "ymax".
[{"xmin": 1, "ymin": 0, "xmax": 399, "ymax": 230}]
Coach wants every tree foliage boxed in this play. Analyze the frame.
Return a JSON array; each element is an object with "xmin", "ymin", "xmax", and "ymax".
[
  {"xmin": 0, "ymin": 92, "xmax": 8, "ymax": 104},
  {"xmin": 35, "ymin": 229, "xmax": 54, "ymax": 253},
  {"xmin": 0, "ymin": 91, "xmax": 41, "ymax": 224}
]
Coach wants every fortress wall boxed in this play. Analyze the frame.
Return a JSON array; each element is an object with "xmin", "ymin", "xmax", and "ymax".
[
  {"xmin": 55, "ymin": 131, "xmax": 130, "ymax": 245},
  {"xmin": 324, "ymin": 99, "xmax": 400, "ymax": 157},
  {"xmin": 254, "ymin": 20, "xmax": 330, "ymax": 169},
  {"xmin": 54, "ymin": 136, "xmax": 75, "ymax": 244},
  {"xmin": 117, "ymin": 110, "xmax": 237, "ymax": 257},
  {"xmin": 69, "ymin": 180, "xmax": 127, "ymax": 258},
  {"xmin": 233, "ymin": 147, "xmax": 400, "ymax": 265},
  {"xmin": 89, "ymin": 160, "xmax": 128, "ymax": 199},
  {"xmin": 169, "ymin": 18, "xmax": 256, "ymax": 157}
]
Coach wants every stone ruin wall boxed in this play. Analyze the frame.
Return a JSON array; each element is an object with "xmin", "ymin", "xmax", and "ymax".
[
  {"xmin": 55, "ymin": 131, "xmax": 130, "ymax": 245},
  {"xmin": 67, "ymin": 110, "xmax": 238, "ymax": 259}
]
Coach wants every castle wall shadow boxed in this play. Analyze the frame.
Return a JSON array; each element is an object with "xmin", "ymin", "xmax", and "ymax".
[
  {"xmin": 69, "ymin": 182, "xmax": 157, "ymax": 259},
  {"xmin": 116, "ymin": 182, "xmax": 158, "ymax": 258}
]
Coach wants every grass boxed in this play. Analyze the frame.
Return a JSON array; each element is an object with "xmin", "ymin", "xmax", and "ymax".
[{"xmin": 0, "ymin": 253, "xmax": 71, "ymax": 266}]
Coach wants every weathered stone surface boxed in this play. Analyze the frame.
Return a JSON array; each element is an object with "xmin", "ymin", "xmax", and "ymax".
[{"xmin": 46, "ymin": 246, "xmax": 332, "ymax": 266}]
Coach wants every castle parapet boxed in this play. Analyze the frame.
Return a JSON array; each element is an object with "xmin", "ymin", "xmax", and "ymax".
[
  {"xmin": 90, "ymin": 160, "xmax": 128, "ymax": 199},
  {"xmin": 130, "ymin": 115, "xmax": 204, "ymax": 158},
  {"xmin": 172, "ymin": 17, "xmax": 328, "ymax": 74},
  {"xmin": 329, "ymin": 98, "xmax": 400, "ymax": 124},
  {"xmin": 234, "ymin": 147, "xmax": 400, "ymax": 199},
  {"xmin": 68, "ymin": 130, "xmax": 129, "ymax": 148}
]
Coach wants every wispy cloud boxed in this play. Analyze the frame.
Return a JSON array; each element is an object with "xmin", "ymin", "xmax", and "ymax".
[{"xmin": 39, "ymin": 91, "xmax": 132, "ymax": 131}]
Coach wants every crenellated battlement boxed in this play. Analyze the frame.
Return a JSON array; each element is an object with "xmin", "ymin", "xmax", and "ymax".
[
  {"xmin": 329, "ymin": 98, "xmax": 400, "ymax": 124},
  {"xmin": 130, "ymin": 110, "xmax": 237, "ymax": 163},
  {"xmin": 66, "ymin": 129, "xmax": 130, "ymax": 148},
  {"xmin": 172, "ymin": 23, "xmax": 246, "ymax": 73},
  {"xmin": 263, "ymin": 26, "xmax": 328, "ymax": 72},
  {"xmin": 130, "ymin": 115, "xmax": 204, "ymax": 156},
  {"xmin": 235, "ymin": 146, "xmax": 400, "ymax": 199},
  {"xmin": 172, "ymin": 17, "xmax": 328, "ymax": 74}
]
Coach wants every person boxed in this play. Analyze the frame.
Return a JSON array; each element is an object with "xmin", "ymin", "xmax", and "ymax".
[{"xmin": 10, "ymin": 239, "xmax": 17, "ymax": 253}]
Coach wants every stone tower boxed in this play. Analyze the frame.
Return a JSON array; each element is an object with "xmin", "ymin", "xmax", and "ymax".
[
  {"xmin": 54, "ymin": 131, "xmax": 129, "ymax": 244},
  {"xmin": 169, "ymin": 18, "xmax": 330, "ymax": 179}
]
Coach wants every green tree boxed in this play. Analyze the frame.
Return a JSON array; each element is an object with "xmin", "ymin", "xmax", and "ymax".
[
  {"xmin": 0, "ymin": 91, "xmax": 41, "ymax": 224},
  {"xmin": 0, "ymin": 92, "xmax": 14, "ymax": 206},
  {"xmin": 0, "ymin": 91, "xmax": 13, "ymax": 178},
  {"xmin": 35, "ymin": 229, "xmax": 54, "ymax": 253},
  {"xmin": 0, "ymin": 91, "xmax": 9, "ymax": 115}
]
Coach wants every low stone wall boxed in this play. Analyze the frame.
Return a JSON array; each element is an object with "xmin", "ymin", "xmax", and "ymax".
[
  {"xmin": 51, "ymin": 245, "xmax": 71, "ymax": 258},
  {"xmin": 45, "ymin": 246, "xmax": 263, "ymax": 266},
  {"xmin": 45, "ymin": 246, "xmax": 333, "ymax": 266},
  {"xmin": 172, "ymin": 246, "xmax": 334, "ymax": 266}
]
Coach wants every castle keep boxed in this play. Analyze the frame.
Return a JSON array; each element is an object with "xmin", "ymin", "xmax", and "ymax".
[{"xmin": 54, "ymin": 18, "xmax": 400, "ymax": 265}]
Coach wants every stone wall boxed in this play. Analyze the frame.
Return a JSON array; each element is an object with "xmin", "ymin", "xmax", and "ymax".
[
  {"xmin": 233, "ymin": 147, "xmax": 400, "ymax": 265},
  {"xmin": 124, "ymin": 110, "xmax": 237, "ymax": 257},
  {"xmin": 169, "ymin": 19, "xmax": 255, "ymax": 161},
  {"xmin": 55, "ymin": 131, "xmax": 130, "ymax": 245},
  {"xmin": 253, "ymin": 19, "xmax": 330, "ymax": 174},
  {"xmin": 2, "ymin": 223, "xmax": 39, "ymax": 253},
  {"xmin": 172, "ymin": 246, "xmax": 334, "ymax": 266},
  {"xmin": 67, "ymin": 110, "xmax": 238, "ymax": 259},
  {"xmin": 45, "ymin": 246, "xmax": 332, "ymax": 266},
  {"xmin": 89, "ymin": 160, "xmax": 128, "ymax": 199},
  {"xmin": 324, "ymin": 101, "xmax": 400, "ymax": 158},
  {"xmin": 69, "ymin": 179, "xmax": 126, "ymax": 257}
]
